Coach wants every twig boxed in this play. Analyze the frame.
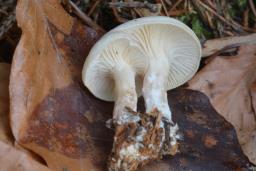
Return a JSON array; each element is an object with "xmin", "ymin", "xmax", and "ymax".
[
  {"xmin": 223, "ymin": 30, "xmax": 235, "ymax": 36},
  {"xmin": 244, "ymin": 8, "xmax": 249, "ymax": 28},
  {"xmin": 205, "ymin": 0, "xmax": 216, "ymax": 10},
  {"xmin": 164, "ymin": 0, "xmax": 172, "ymax": 6},
  {"xmin": 187, "ymin": 0, "xmax": 194, "ymax": 12},
  {"xmin": 0, "ymin": 10, "xmax": 15, "ymax": 40},
  {"xmin": 160, "ymin": 0, "xmax": 169, "ymax": 16},
  {"xmin": 133, "ymin": 8, "xmax": 144, "ymax": 18},
  {"xmin": 249, "ymin": 0, "xmax": 256, "ymax": 17},
  {"xmin": 205, "ymin": 11, "xmax": 215, "ymax": 30},
  {"xmin": 0, "ymin": 9, "xmax": 8, "ymax": 16},
  {"xmin": 215, "ymin": 0, "xmax": 225, "ymax": 37},
  {"xmin": 130, "ymin": 9, "xmax": 137, "ymax": 19},
  {"xmin": 168, "ymin": 0, "xmax": 183, "ymax": 14},
  {"xmin": 87, "ymin": 0, "xmax": 100, "ymax": 17},
  {"xmin": 110, "ymin": 0, "xmax": 129, "ymax": 23},
  {"xmin": 66, "ymin": 0, "xmax": 105, "ymax": 32},
  {"xmin": 112, "ymin": 8, "xmax": 128, "ymax": 23},
  {"xmin": 109, "ymin": 1, "xmax": 160, "ymax": 13},
  {"xmin": 169, "ymin": 9, "xmax": 187, "ymax": 16},
  {"xmin": 196, "ymin": 0, "xmax": 256, "ymax": 33},
  {"xmin": 230, "ymin": 18, "xmax": 256, "ymax": 33}
]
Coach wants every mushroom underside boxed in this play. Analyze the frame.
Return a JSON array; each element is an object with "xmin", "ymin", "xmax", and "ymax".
[{"xmin": 82, "ymin": 17, "xmax": 201, "ymax": 171}]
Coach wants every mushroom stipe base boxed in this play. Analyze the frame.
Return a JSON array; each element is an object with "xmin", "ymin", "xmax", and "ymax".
[{"xmin": 107, "ymin": 108, "xmax": 180, "ymax": 171}]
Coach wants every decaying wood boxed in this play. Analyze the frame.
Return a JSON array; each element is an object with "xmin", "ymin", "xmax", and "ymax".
[{"xmin": 108, "ymin": 109, "xmax": 179, "ymax": 171}]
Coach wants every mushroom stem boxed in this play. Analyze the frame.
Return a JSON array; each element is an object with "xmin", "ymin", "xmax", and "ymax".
[
  {"xmin": 142, "ymin": 60, "xmax": 172, "ymax": 122},
  {"xmin": 112, "ymin": 63, "xmax": 137, "ymax": 120}
]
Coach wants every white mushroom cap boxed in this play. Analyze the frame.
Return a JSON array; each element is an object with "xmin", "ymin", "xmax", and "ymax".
[
  {"xmin": 82, "ymin": 32, "xmax": 146, "ymax": 101},
  {"xmin": 82, "ymin": 16, "xmax": 201, "ymax": 101}
]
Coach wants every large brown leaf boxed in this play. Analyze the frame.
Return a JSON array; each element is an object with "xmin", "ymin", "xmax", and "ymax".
[
  {"xmin": 0, "ymin": 63, "xmax": 49, "ymax": 171},
  {"xmin": 10, "ymin": 0, "xmax": 109, "ymax": 170},
  {"xmin": 10, "ymin": 0, "xmax": 253, "ymax": 170},
  {"xmin": 189, "ymin": 45, "xmax": 256, "ymax": 164},
  {"xmin": 0, "ymin": 141, "xmax": 50, "ymax": 171}
]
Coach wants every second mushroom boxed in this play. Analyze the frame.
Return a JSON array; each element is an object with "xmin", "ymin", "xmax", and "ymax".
[{"xmin": 82, "ymin": 16, "xmax": 201, "ymax": 171}]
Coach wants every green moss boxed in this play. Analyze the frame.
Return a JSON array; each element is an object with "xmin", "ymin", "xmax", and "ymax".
[{"xmin": 178, "ymin": 11, "xmax": 213, "ymax": 40}]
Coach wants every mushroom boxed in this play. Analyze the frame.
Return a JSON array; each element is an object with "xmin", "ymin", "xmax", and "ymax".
[
  {"xmin": 82, "ymin": 16, "xmax": 201, "ymax": 170},
  {"xmin": 82, "ymin": 32, "xmax": 146, "ymax": 122}
]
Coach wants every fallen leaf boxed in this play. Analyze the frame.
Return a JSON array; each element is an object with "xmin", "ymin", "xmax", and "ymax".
[
  {"xmin": 10, "ymin": 0, "xmax": 110, "ymax": 170},
  {"xmin": 0, "ymin": 63, "xmax": 50, "ymax": 171},
  {"xmin": 189, "ymin": 45, "xmax": 256, "ymax": 164},
  {"xmin": 0, "ymin": 141, "xmax": 50, "ymax": 171}
]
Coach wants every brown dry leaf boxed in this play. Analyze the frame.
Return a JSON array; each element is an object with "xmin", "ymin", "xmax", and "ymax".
[
  {"xmin": 10, "ymin": 0, "xmax": 110, "ymax": 171},
  {"xmin": 189, "ymin": 45, "xmax": 256, "ymax": 164},
  {"xmin": 0, "ymin": 141, "xmax": 50, "ymax": 171},
  {"xmin": 0, "ymin": 63, "xmax": 49, "ymax": 171}
]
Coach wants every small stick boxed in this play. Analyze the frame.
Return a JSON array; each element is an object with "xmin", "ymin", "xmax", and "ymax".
[
  {"xmin": 67, "ymin": 0, "xmax": 105, "ymax": 32},
  {"xmin": 0, "ymin": 9, "xmax": 8, "ymax": 16},
  {"xmin": 243, "ymin": 8, "xmax": 249, "ymax": 28},
  {"xmin": 112, "ymin": 8, "xmax": 128, "ymax": 23},
  {"xmin": 205, "ymin": 0, "xmax": 216, "ymax": 10},
  {"xmin": 164, "ymin": 0, "xmax": 172, "ymax": 6},
  {"xmin": 133, "ymin": 8, "xmax": 143, "ymax": 18},
  {"xmin": 230, "ymin": 18, "xmax": 256, "ymax": 32},
  {"xmin": 169, "ymin": 9, "xmax": 187, "ymax": 16},
  {"xmin": 160, "ymin": 0, "xmax": 169, "ymax": 16},
  {"xmin": 87, "ymin": 0, "xmax": 100, "ymax": 17},
  {"xmin": 205, "ymin": 11, "xmax": 215, "ymax": 30},
  {"xmin": 131, "ymin": 9, "xmax": 137, "ymax": 19},
  {"xmin": 109, "ymin": 1, "xmax": 160, "ymax": 13},
  {"xmin": 223, "ymin": 30, "xmax": 235, "ymax": 36},
  {"xmin": 196, "ymin": 0, "xmax": 256, "ymax": 33},
  {"xmin": 249, "ymin": 0, "xmax": 256, "ymax": 17},
  {"xmin": 168, "ymin": 0, "xmax": 184, "ymax": 14},
  {"xmin": 0, "ymin": 11, "xmax": 15, "ymax": 40}
]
